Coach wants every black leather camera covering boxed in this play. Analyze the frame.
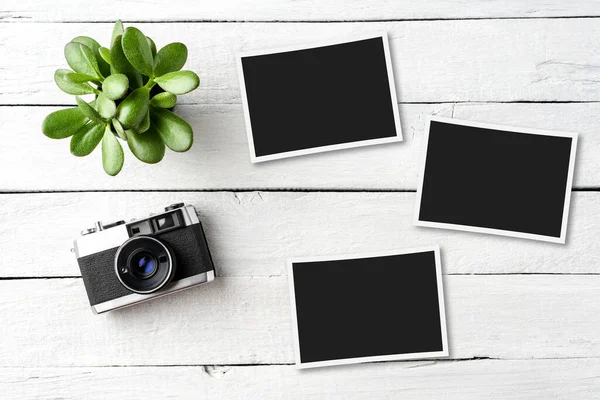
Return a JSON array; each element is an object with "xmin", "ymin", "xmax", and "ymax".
[{"xmin": 78, "ymin": 222, "xmax": 215, "ymax": 306}]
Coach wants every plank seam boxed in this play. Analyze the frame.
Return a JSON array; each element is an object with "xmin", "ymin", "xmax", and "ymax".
[
  {"xmin": 6, "ymin": 356, "xmax": 600, "ymax": 369},
  {"xmin": 0, "ymin": 188, "xmax": 597, "ymax": 194},
  {"xmin": 3, "ymin": 16, "xmax": 600, "ymax": 24},
  {"xmin": 2, "ymin": 101, "xmax": 600, "ymax": 107},
  {"xmin": 2, "ymin": 273, "xmax": 600, "ymax": 281},
  {"xmin": 1, "ymin": 357, "xmax": 495, "ymax": 368}
]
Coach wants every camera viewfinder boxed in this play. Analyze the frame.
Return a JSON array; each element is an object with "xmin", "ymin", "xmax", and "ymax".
[
  {"xmin": 152, "ymin": 211, "xmax": 183, "ymax": 233},
  {"xmin": 127, "ymin": 220, "xmax": 153, "ymax": 237}
]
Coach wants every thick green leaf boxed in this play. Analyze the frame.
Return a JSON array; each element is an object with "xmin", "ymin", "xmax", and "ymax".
[
  {"xmin": 111, "ymin": 20, "xmax": 124, "ymax": 46},
  {"xmin": 42, "ymin": 107, "xmax": 88, "ymax": 139},
  {"xmin": 71, "ymin": 36, "xmax": 110, "ymax": 78},
  {"xmin": 70, "ymin": 122, "xmax": 104, "ymax": 156},
  {"xmin": 122, "ymin": 27, "xmax": 154, "ymax": 76},
  {"xmin": 147, "ymin": 37, "xmax": 157, "ymax": 58},
  {"xmin": 151, "ymin": 107, "xmax": 193, "ymax": 152},
  {"xmin": 71, "ymin": 36, "xmax": 100, "ymax": 50},
  {"xmin": 76, "ymin": 96, "xmax": 103, "ymax": 122},
  {"xmin": 150, "ymin": 92, "xmax": 177, "ymax": 108},
  {"xmin": 110, "ymin": 35, "xmax": 143, "ymax": 89},
  {"xmin": 102, "ymin": 125, "xmax": 124, "ymax": 176},
  {"xmin": 154, "ymin": 71, "xmax": 199, "ymax": 95},
  {"xmin": 99, "ymin": 47, "xmax": 111, "ymax": 64},
  {"xmin": 64, "ymin": 42, "xmax": 102, "ymax": 80},
  {"xmin": 127, "ymin": 127, "xmax": 165, "ymax": 164},
  {"xmin": 153, "ymin": 42, "xmax": 187, "ymax": 77},
  {"xmin": 138, "ymin": 110, "xmax": 150, "ymax": 133},
  {"xmin": 64, "ymin": 72, "xmax": 97, "ymax": 83},
  {"xmin": 112, "ymin": 118, "xmax": 127, "ymax": 140},
  {"xmin": 54, "ymin": 69, "xmax": 96, "ymax": 95},
  {"xmin": 116, "ymin": 87, "xmax": 149, "ymax": 129},
  {"xmin": 102, "ymin": 74, "xmax": 129, "ymax": 100},
  {"xmin": 96, "ymin": 93, "xmax": 116, "ymax": 119}
]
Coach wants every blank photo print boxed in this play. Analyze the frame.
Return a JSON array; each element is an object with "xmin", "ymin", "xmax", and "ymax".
[
  {"xmin": 287, "ymin": 246, "xmax": 448, "ymax": 369},
  {"xmin": 415, "ymin": 116, "xmax": 578, "ymax": 243},
  {"xmin": 237, "ymin": 33, "xmax": 402, "ymax": 162}
]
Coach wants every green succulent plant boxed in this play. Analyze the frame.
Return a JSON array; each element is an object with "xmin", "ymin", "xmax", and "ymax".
[{"xmin": 42, "ymin": 20, "xmax": 199, "ymax": 176}]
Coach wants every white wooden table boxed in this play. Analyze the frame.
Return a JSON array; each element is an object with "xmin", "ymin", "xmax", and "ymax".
[{"xmin": 1, "ymin": 2, "xmax": 600, "ymax": 398}]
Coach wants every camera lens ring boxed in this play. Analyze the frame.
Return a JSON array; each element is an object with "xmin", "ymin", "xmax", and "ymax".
[
  {"xmin": 127, "ymin": 249, "xmax": 159, "ymax": 280},
  {"xmin": 114, "ymin": 236, "xmax": 176, "ymax": 294}
]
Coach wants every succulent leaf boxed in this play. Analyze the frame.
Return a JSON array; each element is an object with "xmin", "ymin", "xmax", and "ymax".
[
  {"xmin": 70, "ymin": 122, "xmax": 105, "ymax": 156},
  {"xmin": 116, "ymin": 87, "xmax": 149, "ymax": 129},
  {"xmin": 110, "ymin": 35, "xmax": 143, "ymax": 89},
  {"xmin": 150, "ymin": 92, "xmax": 177, "ymax": 108},
  {"xmin": 64, "ymin": 72, "xmax": 98, "ymax": 83},
  {"xmin": 71, "ymin": 36, "xmax": 100, "ymax": 50},
  {"xmin": 102, "ymin": 125, "xmax": 124, "ymax": 176},
  {"xmin": 122, "ymin": 27, "xmax": 154, "ymax": 77},
  {"xmin": 147, "ymin": 36, "xmax": 157, "ymax": 58},
  {"xmin": 112, "ymin": 118, "xmax": 127, "ymax": 140},
  {"xmin": 64, "ymin": 42, "xmax": 102, "ymax": 80},
  {"xmin": 98, "ymin": 47, "xmax": 111, "ymax": 65},
  {"xmin": 71, "ymin": 36, "xmax": 110, "ymax": 77},
  {"xmin": 111, "ymin": 20, "xmax": 124, "ymax": 46},
  {"xmin": 154, "ymin": 71, "xmax": 199, "ymax": 95},
  {"xmin": 102, "ymin": 73, "xmax": 129, "ymax": 100},
  {"xmin": 153, "ymin": 43, "xmax": 188, "ymax": 77},
  {"xmin": 54, "ymin": 69, "xmax": 96, "ymax": 95},
  {"xmin": 96, "ymin": 93, "xmax": 117, "ymax": 119},
  {"xmin": 151, "ymin": 107, "xmax": 193, "ymax": 152},
  {"xmin": 127, "ymin": 127, "xmax": 166, "ymax": 164},
  {"xmin": 76, "ymin": 96, "xmax": 103, "ymax": 122},
  {"xmin": 42, "ymin": 107, "xmax": 88, "ymax": 139},
  {"xmin": 138, "ymin": 110, "xmax": 151, "ymax": 133}
]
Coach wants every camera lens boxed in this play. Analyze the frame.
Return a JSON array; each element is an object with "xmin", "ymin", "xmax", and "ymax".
[
  {"xmin": 115, "ymin": 236, "xmax": 176, "ymax": 294},
  {"xmin": 130, "ymin": 251, "xmax": 158, "ymax": 279}
]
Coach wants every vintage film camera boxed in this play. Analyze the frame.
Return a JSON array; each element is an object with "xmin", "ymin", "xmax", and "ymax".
[{"xmin": 73, "ymin": 203, "xmax": 215, "ymax": 314}]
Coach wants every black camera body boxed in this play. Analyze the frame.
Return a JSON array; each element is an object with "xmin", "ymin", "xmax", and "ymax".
[{"xmin": 73, "ymin": 203, "xmax": 215, "ymax": 314}]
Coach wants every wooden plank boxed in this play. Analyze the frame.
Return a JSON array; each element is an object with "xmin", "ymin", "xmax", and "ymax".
[
  {"xmin": 1, "ymin": 192, "xmax": 599, "ymax": 278},
  {"xmin": 1, "ymin": 275, "xmax": 599, "ymax": 366},
  {"xmin": 2, "ymin": 103, "xmax": 446, "ymax": 190},
  {"xmin": 2, "ymin": 20, "xmax": 600, "ymax": 105},
  {"xmin": 3, "ymin": 191, "xmax": 600, "ymax": 277},
  {"xmin": 2, "ymin": 359, "xmax": 600, "ymax": 399},
  {"xmin": 2, "ymin": 0, "xmax": 600, "ymax": 22},
  {"xmin": 2, "ymin": 103, "xmax": 598, "ymax": 191}
]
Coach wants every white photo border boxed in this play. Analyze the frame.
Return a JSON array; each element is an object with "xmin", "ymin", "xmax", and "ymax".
[
  {"xmin": 236, "ymin": 32, "xmax": 403, "ymax": 163},
  {"xmin": 286, "ymin": 245, "xmax": 448, "ymax": 369},
  {"xmin": 413, "ymin": 116, "xmax": 578, "ymax": 244}
]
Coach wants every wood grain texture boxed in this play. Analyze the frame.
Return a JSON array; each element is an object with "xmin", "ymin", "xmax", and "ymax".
[
  {"xmin": 2, "ymin": 20, "xmax": 600, "ymax": 105},
  {"xmin": 2, "ymin": 359, "xmax": 600, "ymax": 399},
  {"xmin": 2, "ymin": 103, "xmax": 598, "ymax": 191},
  {"xmin": 1, "ymin": 2, "xmax": 599, "ymax": 396},
  {"xmin": 2, "ymin": 0, "xmax": 600, "ymax": 22},
  {"xmin": 1, "ymin": 192, "xmax": 598, "ymax": 278},
  {"xmin": 1, "ymin": 275, "xmax": 600, "ymax": 366}
]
